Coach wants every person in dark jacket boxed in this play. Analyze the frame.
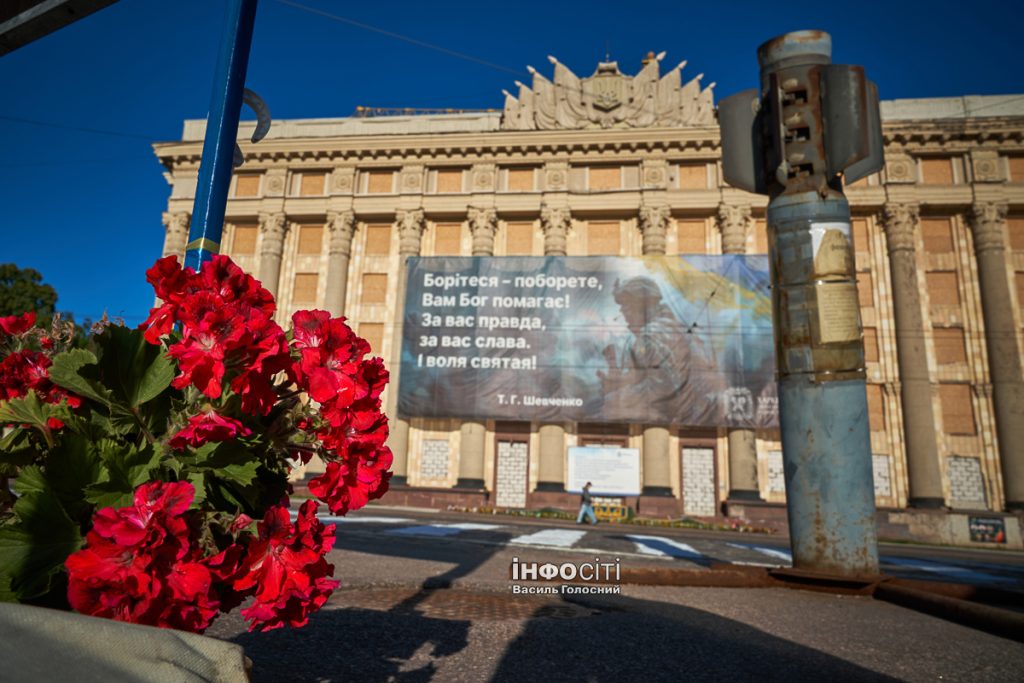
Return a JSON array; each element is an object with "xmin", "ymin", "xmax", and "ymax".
[{"xmin": 576, "ymin": 482, "xmax": 597, "ymax": 525}]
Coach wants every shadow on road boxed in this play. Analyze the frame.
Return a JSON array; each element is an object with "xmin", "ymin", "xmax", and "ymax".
[{"xmin": 222, "ymin": 526, "xmax": 901, "ymax": 682}]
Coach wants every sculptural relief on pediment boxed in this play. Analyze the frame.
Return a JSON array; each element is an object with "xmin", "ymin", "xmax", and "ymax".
[{"xmin": 501, "ymin": 53, "xmax": 715, "ymax": 130}]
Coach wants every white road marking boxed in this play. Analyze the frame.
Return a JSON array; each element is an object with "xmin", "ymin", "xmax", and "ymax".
[
  {"xmin": 729, "ymin": 543, "xmax": 793, "ymax": 564},
  {"xmin": 511, "ymin": 529, "xmax": 586, "ymax": 548},
  {"xmin": 627, "ymin": 535, "xmax": 704, "ymax": 559},
  {"xmin": 881, "ymin": 557, "xmax": 997, "ymax": 583}
]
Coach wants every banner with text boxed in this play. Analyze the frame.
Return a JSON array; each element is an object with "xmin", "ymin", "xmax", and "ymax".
[{"xmin": 398, "ymin": 256, "xmax": 778, "ymax": 427}]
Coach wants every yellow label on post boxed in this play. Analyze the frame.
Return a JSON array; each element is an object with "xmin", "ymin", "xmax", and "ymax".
[
  {"xmin": 185, "ymin": 238, "xmax": 221, "ymax": 254},
  {"xmin": 816, "ymin": 281, "xmax": 861, "ymax": 344}
]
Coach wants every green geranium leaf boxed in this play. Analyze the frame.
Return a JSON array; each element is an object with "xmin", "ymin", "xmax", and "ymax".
[
  {"xmin": 46, "ymin": 433, "xmax": 104, "ymax": 520},
  {"xmin": 94, "ymin": 326, "xmax": 175, "ymax": 409},
  {"xmin": 83, "ymin": 442, "xmax": 162, "ymax": 509},
  {"xmin": 12, "ymin": 465, "xmax": 48, "ymax": 497},
  {"xmin": 47, "ymin": 349, "xmax": 113, "ymax": 408},
  {"xmin": 0, "ymin": 490, "xmax": 83, "ymax": 602},
  {"xmin": 0, "ymin": 430, "xmax": 37, "ymax": 476},
  {"xmin": 0, "ymin": 392, "xmax": 62, "ymax": 433}
]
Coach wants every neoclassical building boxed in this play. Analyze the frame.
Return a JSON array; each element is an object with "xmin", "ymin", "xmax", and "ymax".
[{"xmin": 154, "ymin": 54, "xmax": 1024, "ymax": 544}]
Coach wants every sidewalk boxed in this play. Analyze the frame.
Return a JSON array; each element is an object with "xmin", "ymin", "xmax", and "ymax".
[{"xmin": 204, "ymin": 521, "xmax": 1024, "ymax": 682}]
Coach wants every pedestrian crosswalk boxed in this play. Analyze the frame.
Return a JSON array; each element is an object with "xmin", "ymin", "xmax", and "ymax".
[
  {"xmin": 304, "ymin": 512, "xmax": 1023, "ymax": 588},
  {"xmin": 511, "ymin": 529, "xmax": 586, "ymax": 547},
  {"xmin": 627, "ymin": 535, "xmax": 703, "ymax": 560}
]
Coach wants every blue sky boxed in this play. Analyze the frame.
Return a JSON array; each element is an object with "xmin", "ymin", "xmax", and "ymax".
[{"xmin": 1, "ymin": 0, "xmax": 1021, "ymax": 325}]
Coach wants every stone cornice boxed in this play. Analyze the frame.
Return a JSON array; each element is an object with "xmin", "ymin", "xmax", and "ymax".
[{"xmin": 154, "ymin": 126, "xmax": 725, "ymax": 168}]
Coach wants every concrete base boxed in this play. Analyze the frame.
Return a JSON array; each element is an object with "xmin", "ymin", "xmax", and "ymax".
[
  {"xmin": 377, "ymin": 485, "xmax": 490, "ymax": 510},
  {"xmin": 724, "ymin": 500, "xmax": 1024, "ymax": 550}
]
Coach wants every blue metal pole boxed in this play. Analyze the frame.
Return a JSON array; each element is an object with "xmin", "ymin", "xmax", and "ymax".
[
  {"xmin": 186, "ymin": 0, "xmax": 258, "ymax": 271},
  {"xmin": 757, "ymin": 32, "xmax": 880, "ymax": 576}
]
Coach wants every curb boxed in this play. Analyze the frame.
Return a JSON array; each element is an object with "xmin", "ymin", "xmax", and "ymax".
[{"xmin": 618, "ymin": 563, "xmax": 1024, "ymax": 643}]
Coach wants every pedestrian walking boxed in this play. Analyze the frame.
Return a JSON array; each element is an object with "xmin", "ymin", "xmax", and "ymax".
[{"xmin": 576, "ymin": 482, "xmax": 597, "ymax": 525}]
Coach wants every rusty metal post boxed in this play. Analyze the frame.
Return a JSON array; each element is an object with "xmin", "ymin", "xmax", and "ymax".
[
  {"xmin": 721, "ymin": 31, "xmax": 885, "ymax": 576},
  {"xmin": 759, "ymin": 32, "xmax": 878, "ymax": 575}
]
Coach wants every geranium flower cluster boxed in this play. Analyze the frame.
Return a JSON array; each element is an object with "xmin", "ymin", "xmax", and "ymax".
[
  {"xmin": 143, "ymin": 256, "xmax": 393, "ymax": 514},
  {"xmin": 290, "ymin": 310, "xmax": 393, "ymax": 515},
  {"xmin": 0, "ymin": 254, "xmax": 392, "ymax": 635},
  {"xmin": 65, "ymin": 481, "xmax": 338, "ymax": 633},
  {"xmin": 143, "ymin": 255, "xmax": 291, "ymax": 416},
  {"xmin": 0, "ymin": 311, "xmax": 80, "ymax": 422}
]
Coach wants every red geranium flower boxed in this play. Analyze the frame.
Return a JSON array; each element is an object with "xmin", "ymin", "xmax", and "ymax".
[
  {"xmin": 0, "ymin": 311, "xmax": 35, "ymax": 338},
  {"xmin": 232, "ymin": 500, "xmax": 339, "ymax": 632},
  {"xmin": 169, "ymin": 410, "xmax": 253, "ymax": 450}
]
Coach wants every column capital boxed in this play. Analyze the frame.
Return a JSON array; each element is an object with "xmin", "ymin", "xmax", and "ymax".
[
  {"xmin": 467, "ymin": 206, "xmax": 498, "ymax": 256},
  {"xmin": 716, "ymin": 203, "xmax": 751, "ymax": 255},
  {"xmin": 396, "ymin": 209, "xmax": 426, "ymax": 257},
  {"xmin": 326, "ymin": 211, "xmax": 356, "ymax": 257},
  {"xmin": 638, "ymin": 204, "xmax": 671, "ymax": 255},
  {"xmin": 881, "ymin": 202, "xmax": 920, "ymax": 254},
  {"xmin": 258, "ymin": 212, "xmax": 288, "ymax": 255},
  {"xmin": 969, "ymin": 202, "xmax": 1009, "ymax": 254},
  {"xmin": 160, "ymin": 211, "xmax": 190, "ymax": 258},
  {"xmin": 540, "ymin": 204, "xmax": 571, "ymax": 256},
  {"xmin": 161, "ymin": 210, "xmax": 190, "ymax": 234}
]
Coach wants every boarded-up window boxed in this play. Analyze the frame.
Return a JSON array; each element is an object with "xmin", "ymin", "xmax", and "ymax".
[
  {"xmin": 940, "ymin": 384, "xmax": 976, "ymax": 435},
  {"xmin": 366, "ymin": 171, "xmax": 394, "ymax": 194},
  {"xmin": 1008, "ymin": 218, "xmax": 1024, "ymax": 251},
  {"xmin": 678, "ymin": 163, "xmax": 707, "ymax": 190},
  {"xmin": 921, "ymin": 158, "xmax": 954, "ymax": 185},
  {"xmin": 365, "ymin": 224, "xmax": 392, "ymax": 255},
  {"xmin": 292, "ymin": 273, "xmax": 318, "ymax": 304},
  {"xmin": 507, "ymin": 168, "xmax": 535, "ymax": 191},
  {"xmin": 926, "ymin": 272, "xmax": 961, "ymax": 307},
  {"xmin": 506, "ymin": 222, "xmax": 534, "ymax": 255},
  {"xmin": 300, "ymin": 172, "xmax": 326, "ymax": 196},
  {"xmin": 934, "ymin": 327, "xmax": 967, "ymax": 364},
  {"xmin": 434, "ymin": 223, "xmax": 462, "ymax": 255},
  {"xmin": 753, "ymin": 219, "xmax": 768, "ymax": 253},
  {"xmin": 677, "ymin": 220, "xmax": 705, "ymax": 254},
  {"xmin": 359, "ymin": 323, "xmax": 384, "ymax": 356},
  {"xmin": 866, "ymin": 384, "xmax": 884, "ymax": 432},
  {"xmin": 863, "ymin": 327, "xmax": 879, "ymax": 362},
  {"xmin": 232, "ymin": 225, "xmax": 258, "ymax": 254},
  {"xmin": 588, "ymin": 166, "xmax": 621, "ymax": 191},
  {"xmin": 1008, "ymin": 156, "xmax": 1024, "ymax": 183},
  {"xmin": 234, "ymin": 174, "xmax": 260, "ymax": 197},
  {"xmin": 588, "ymin": 222, "xmax": 620, "ymax": 255},
  {"xmin": 297, "ymin": 226, "xmax": 323, "ymax": 254},
  {"xmin": 922, "ymin": 218, "xmax": 954, "ymax": 253},
  {"xmin": 852, "ymin": 218, "xmax": 869, "ymax": 253},
  {"xmin": 856, "ymin": 272, "xmax": 874, "ymax": 308},
  {"xmin": 435, "ymin": 169, "xmax": 463, "ymax": 193},
  {"xmin": 361, "ymin": 273, "xmax": 388, "ymax": 304}
]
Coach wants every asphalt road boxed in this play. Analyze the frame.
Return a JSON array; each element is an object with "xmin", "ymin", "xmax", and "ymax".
[{"xmin": 204, "ymin": 505, "xmax": 1024, "ymax": 682}]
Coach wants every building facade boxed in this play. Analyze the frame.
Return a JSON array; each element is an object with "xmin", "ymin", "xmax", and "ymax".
[{"xmin": 154, "ymin": 55, "xmax": 1024, "ymax": 542}]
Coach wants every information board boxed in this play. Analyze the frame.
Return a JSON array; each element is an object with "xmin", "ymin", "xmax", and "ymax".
[{"xmin": 566, "ymin": 446, "xmax": 641, "ymax": 496}]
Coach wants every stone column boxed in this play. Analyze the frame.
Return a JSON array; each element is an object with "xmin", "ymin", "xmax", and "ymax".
[
  {"xmin": 540, "ymin": 204, "xmax": 570, "ymax": 256},
  {"xmin": 969, "ymin": 202, "xmax": 1024, "ymax": 509},
  {"xmin": 257, "ymin": 212, "xmax": 288, "ymax": 298},
  {"xmin": 637, "ymin": 204, "xmax": 674, "ymax": 495},
  {"xmin": 386, "ymin": 209, "xmax": 426, "ymax": 485},
  {"xmin": 882, "ymin": 203, "xmax": 944, "ymax": 507},
  {"xmin": 717, "ymin": 203, "xmax": 761, "ymax": 501},
  {"xmin": 161, "ymin": 211, "xmax": 190, "ymax": 260},
  {"xmin": 535, "ymin": 204, "xmax": 571, "ymax": 491},
  {"xmin": 324, "ymin": 211, "xmax": 356, "ymax": 316},
  {"xmin": 456, "ymin": 207, "xmax": 499, "ymax": 489}
]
